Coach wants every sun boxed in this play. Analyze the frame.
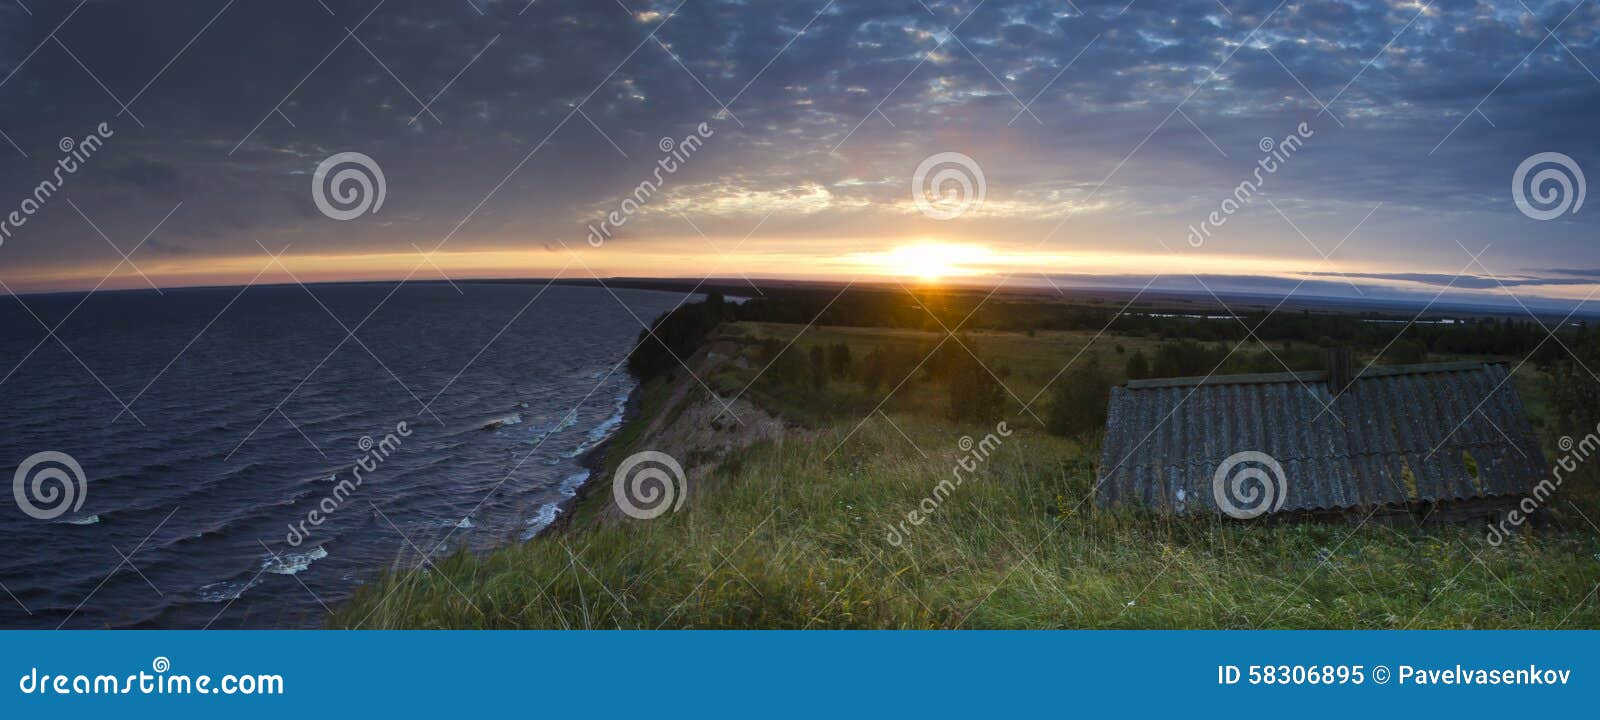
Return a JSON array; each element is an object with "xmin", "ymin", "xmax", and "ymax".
[{"xmin": 879, "ymin": 243, "xmax": 993, "ymax": 282}]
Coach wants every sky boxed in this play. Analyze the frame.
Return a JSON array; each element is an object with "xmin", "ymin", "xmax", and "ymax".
[{"xmin": 1, "ymin": 0, "xmax": 1598, "ymax": 312}]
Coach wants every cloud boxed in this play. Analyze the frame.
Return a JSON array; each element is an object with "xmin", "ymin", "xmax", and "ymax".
[
  {"xmin": 1304, "ymin": 271, "xmax": 1598, "ymax": 290},
  {"xmin": 0, "ymin": 0, "xmax": 1594, "ymax": 294}
]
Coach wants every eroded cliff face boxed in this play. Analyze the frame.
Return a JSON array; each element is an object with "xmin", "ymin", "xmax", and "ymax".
[{"xmin": 596, "ymin": 337, "xmax": 795, "ymax": 524}]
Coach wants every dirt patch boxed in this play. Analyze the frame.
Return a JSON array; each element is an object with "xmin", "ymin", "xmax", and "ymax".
[{"xmin": 596, "ymin": 347, "xmax": 795, "ymax": 523}]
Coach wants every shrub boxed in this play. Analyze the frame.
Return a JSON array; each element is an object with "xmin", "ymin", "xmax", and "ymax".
[
  {"xmin": 1125, "ymin": 349, "xmax": 1151, "ymax": 380},
  {"xmin": 627, "ymin": 296, "xmax": 727, "ymax": 380},
  {"xmin": 828, "ymin": 342, "xmax": 852, "ymax": 379},
  {"xmin": 858, "ymin": 347, "xmax": 887, "ymax": 393},
  {"xmin": 946, "ymin": 343, "xmax": 1006, "ymax": 423},
  {"xmin": 808, "ymin": 345, "xmax": 829, "ymax": 391},
  {"xmin": 1046, "ymin": 356, "xmax": 1111, "ymax": 437}
]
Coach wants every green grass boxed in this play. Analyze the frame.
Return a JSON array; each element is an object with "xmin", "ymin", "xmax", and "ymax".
[{"xmin": 333, "ymin": 324, "xmax": 1600, "ymax": 629}]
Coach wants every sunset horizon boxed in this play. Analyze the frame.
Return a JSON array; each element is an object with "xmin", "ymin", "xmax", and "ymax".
[{"xmin": 4, "ymin": 0, "xmax": 1599, "ymax": 705}]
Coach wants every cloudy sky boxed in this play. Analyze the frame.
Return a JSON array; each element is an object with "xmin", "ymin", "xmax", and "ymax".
[{"xmin": 1, "ymin": 0, "xmax": 1597, "ymax": 310}]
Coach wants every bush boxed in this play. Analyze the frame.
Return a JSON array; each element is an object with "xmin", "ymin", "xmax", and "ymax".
[
  {"xmin": 946, "ymin": 343, "xmax": 1006, "ymax": 424},
  {"xmin": 1382, "ymin": 338, "xmax": 1428, "ymax": 365},
  {"xmin": 1125, "ymin": 349, "xmax": 1151, "ymax": 380},
  {"xmin": 858, "ymin": 347, "xmax": 887, "ymax": 393},
  {"xmin": 1046, "ymin": 356, "xmax": 1111, "ymax": 437},
  {"xmin": 828, "ymin": 343, "xmax": 852, "ymax": 379},
  {"xmin": 808, "ymin": 345, "xmax": 828, "ymax": 391},
  {"xmin": 627, "ymin": 296, "xmax": 727, "ymax": 380},
  {"xmin": 1548, "ymin": 324, "xmax": 1600, "ymax": 431}
]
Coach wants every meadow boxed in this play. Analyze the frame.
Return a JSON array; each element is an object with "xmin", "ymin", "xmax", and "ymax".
[{"xmin": 336, "ymin": 308, "xmax": 1600, "ymax": 629}]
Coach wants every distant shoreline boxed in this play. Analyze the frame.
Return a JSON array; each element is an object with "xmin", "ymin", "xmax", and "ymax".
[{"xmin": 7, "ymin": 274, "xmax": 1595, "ymax": 320}]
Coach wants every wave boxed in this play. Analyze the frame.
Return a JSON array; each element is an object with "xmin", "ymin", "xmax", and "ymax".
[
  {"xmin": 549, "ymin": 412, "xmax": 579, "ymax": 434},
  {"xmin": 481, "ymin": 413, "xmax": 523, "ymax": 431},
  {"xmin": 561, "ymin": 389, "xmax": 631, "ymax": 458},
  {"xmin": 520, "ymin": 471, "xmax": 590, "ymax": 540},
  {"xmin": 456, "ymin": 516, "xmax": 473, "ymax": 529},
  {"xmin": 557, "ymin": 471, "xmax": 589, "ymax": 497},
  {"xmin": 520, "ymin": 504, "xmax": 561, "ymax": 541},
  {"xmin": 57, "ymin": 514, "xmax": 100, "ymax": 525},
  {"xmin": 264, "ymin": 546, "xmax": 328, "ymax": 575},
  {"xmin": 196, "ymin": 576, "xmax": 260, "ymax": 603}
]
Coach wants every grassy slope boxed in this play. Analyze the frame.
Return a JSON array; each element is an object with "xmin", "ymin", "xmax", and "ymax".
[{"xmin": 334, "ymin": 324, "xmax": 1600, "ymax": 629}]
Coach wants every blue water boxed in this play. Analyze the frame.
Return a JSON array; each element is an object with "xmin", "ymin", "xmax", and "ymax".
[{"xmin": 0, "ymin": 282, "xmax": 682, "ymax": 628}]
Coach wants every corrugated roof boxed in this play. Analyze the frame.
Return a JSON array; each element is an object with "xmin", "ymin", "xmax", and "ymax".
[{"xmin": 1096, "ymin": 361, "xmax": 1548, "ymax": 516}]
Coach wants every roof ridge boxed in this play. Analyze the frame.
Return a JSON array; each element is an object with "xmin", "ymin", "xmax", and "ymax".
[{"xmin": 1121, "ymin": 360, "xmax": 1501, "ymax": 390}]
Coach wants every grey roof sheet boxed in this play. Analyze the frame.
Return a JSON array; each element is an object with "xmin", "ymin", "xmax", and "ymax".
[{"xmin": 1096, "ymin": 361, "xmax": 1548, "ymax": 515}]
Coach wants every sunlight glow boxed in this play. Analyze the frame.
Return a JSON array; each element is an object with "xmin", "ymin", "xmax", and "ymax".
[{"xmin": 870, "ymin": 243, "xmax": 995, "ymax": 282}]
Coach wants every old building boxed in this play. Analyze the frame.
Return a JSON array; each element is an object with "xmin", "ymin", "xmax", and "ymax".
[{"xmin": 1097, "ymin": 357, "xmax": 1547, "ymax": 522}]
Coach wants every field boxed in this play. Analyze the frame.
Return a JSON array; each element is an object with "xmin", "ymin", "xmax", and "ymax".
[{"xmin": 335, "ymin": 318, "xmax": 1600, "ymax": 629}]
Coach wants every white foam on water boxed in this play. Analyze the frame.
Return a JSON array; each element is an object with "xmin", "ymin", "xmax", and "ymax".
[
  {"xmin": 521, "ymin": 504, "xmax": 561, "ymax": 541},
  {"xmin": 482, "ymin": 413, "xmax": 523, "ymax": 430},
  {"xmin": 562, "ymin": 390, "xmax": 631, "ymax": 458},
  {"xmin": 557, "ymin": 470, "xmax": 589, "ymax": 497},
  {"xmin": 550, "ymin": 413, "xmax": 578, "ymax": 433},
  {"xmin": 519, "ymin": 470, "xmax": 591, "ymax": 540},
  {"xmin": 264, "ymin": 546, "xmax": 328, "ymax": 575},
  {"xmin": 196, "ymin": 576, "xmax": 261, "ymax": 603}
]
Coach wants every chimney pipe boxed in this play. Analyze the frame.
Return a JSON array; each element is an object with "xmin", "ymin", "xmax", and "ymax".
[{"xmin": 1327, "ymin": 346, "xmax": 1353, "ymax": 394}]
